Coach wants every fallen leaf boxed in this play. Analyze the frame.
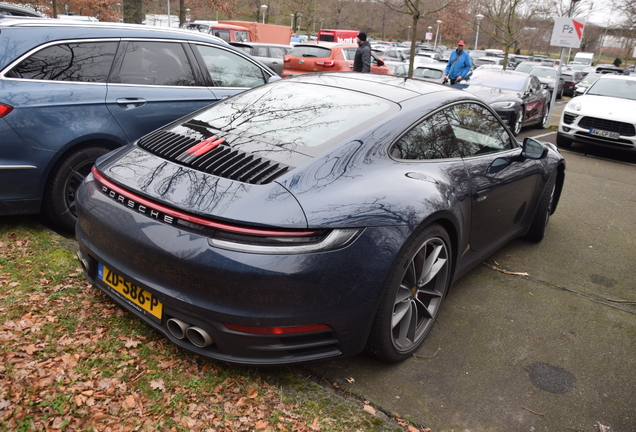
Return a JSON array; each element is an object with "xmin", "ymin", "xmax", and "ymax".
[
  {"xmin": 346, "ymin": 377, "xmax": 355, "ymax": 383},
  {"xmin": 124, "ymin": 395, "xmax": 136, "ymax": 408},
  {"xmin": 20, "ymin": 344, "xmax": 41, "ymax": 355},
  {"xmin": 408, "ymin": 426, "xmax": 419, "ymax": 432},
  {"xmin": 248, "ymin": 388, "xmax": 258, "ymax": 399},
  {"xmin": 255, "ymin": 420, "xmax": 268, "ymax": 429},
  {"xmin": 363, "ymin": 405, "xmax": 376, "ymax": 415},
  {"xmin": 125, "ymin": 339, "xmax": 140, "ymax": 348},
  {"xmin": 150, "ymin": 379, "xmax": 165, "ymax": 391}
]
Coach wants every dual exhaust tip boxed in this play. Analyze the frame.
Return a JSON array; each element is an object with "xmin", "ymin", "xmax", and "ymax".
[{"xmin": 167, "ymin": 318, "xmax": 213, "ymax": 348}]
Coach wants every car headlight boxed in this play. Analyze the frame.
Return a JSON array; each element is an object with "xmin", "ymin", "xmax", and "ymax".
[
  {"xmin": 490, "ymin": 101, "xmax": 516, "ymax": 109},
  {"xmin": 567, "ymin": 99, "xmax": 581, "ymax": 111}
]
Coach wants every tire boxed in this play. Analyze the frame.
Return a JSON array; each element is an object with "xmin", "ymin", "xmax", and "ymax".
[
  {"xmin": 556, "ymin": 133, "xmax": 573, "ymax": 148},
  {"xmin": 511, "ymin": 109, "xmax": 523, "ymax": 136},
  {"xmin": 43, "ymin": 146, "xmax": 110, "ymax": 233},
  {"xmin": 525, "ymin": 174, "xmax": 556, "ymax": 242},
  {"xmin": 366, "ymin": 224, "xmax": 453, "ymax": 362},
  {"xmin": 535, "ymin": 104, "xmax": 550, "ymax": 129},
  {"xmin": 557, "ymin": 86, "xmax": 563, "ymax": 99}
]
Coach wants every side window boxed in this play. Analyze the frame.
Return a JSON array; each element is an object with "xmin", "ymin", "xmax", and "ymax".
[
  {"xmin": 114, "ymin": 41, "xmax": 195, "ymax": 86},
  {"xmin": 253, "ymin": 46, "xmax": 269, "ymax": 57},
  {"xmin": 444, "ymin": 103, "xmax": 513, "ymax": 157},
  {"xmin": 390, "ymin": 111, "xmax": 460, "ymax": 160},
  {"xmin": 343, "ymin": 48, "xmax": 356, "ymax": 61},
  {"xmin": 194, "ymin": 44, "xmax": 267, "ymax": 88},
  {"xmin": 530, "ymin": 76, "xmax": 541, "ymax": 93},
  {"xmin": 6, "ymin": 41, "xmax": 118, "ymax": 82},
  {"xmin": 235, "ymin": 31, "xmax": 250, "ymax": 42},
  {"xmin": 269, "ymin": 47, "xmax": 288, "ymax": 58},
  {"xmin": 213, "ymin": 30, "xmax": 231, "ymax": 42}
]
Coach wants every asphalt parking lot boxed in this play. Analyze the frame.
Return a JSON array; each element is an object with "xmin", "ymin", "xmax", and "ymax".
[{"xmin": 300, "ymin": 99, "xmax": 636, "ymax": 432}]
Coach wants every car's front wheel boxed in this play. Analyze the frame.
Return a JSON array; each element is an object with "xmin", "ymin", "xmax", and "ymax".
[
  {"xmin": 43, "ymin": 145, "xmax": 111, "ymax": 233},
  {"xmin": 525, "ymin": 174, "xmax": 557, "ymax": 242},
  {"xmin": 535, "ymin": 104, "xmax": 550, "ymax": 129},
  {"xmin": 366, "ymin": 224, "xmax": 453, "ymax": 362},
  {"xmin": 511, "ymin": 108, "xmax": 523, "ymax": 136}
]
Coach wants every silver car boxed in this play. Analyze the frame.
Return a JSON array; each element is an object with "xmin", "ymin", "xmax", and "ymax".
[{"xmin": 230, "ymin": 41, "xmax": 291, "ymax": 75}]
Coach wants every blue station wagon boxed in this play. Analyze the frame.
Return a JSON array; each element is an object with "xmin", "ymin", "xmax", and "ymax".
[{"xmin": 0, "ymin": 18, "xmax": 277, "ymax": 231}]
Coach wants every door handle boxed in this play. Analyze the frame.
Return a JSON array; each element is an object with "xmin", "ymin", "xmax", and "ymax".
[{"xmin": 116, "ymin": 98, "xmax": 147, "ymax": 110}]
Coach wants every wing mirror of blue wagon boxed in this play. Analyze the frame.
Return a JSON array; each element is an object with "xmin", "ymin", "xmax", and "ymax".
[{"xmin": 522, "ymin": 137, "xmax": 548, "ymax": 159}]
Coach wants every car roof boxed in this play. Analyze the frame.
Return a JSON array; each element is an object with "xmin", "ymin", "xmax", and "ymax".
[
  {"xmin": 230, "ymin": 41, "xmax": 291, "ymax": 48},
  {"xmin": 0, "ymin": 18, "xmax": 227, "ymax": 44},
  {"xmin": 284, "ymin": 72, "xmax": 469, "ymax": 104},
  {"xmin": 596, "ymin": 74, "xmax": 636, "ymax": 81},
  {"xmin": 294, "ymin": 41, "xmax": 356, "ymax": 48}
]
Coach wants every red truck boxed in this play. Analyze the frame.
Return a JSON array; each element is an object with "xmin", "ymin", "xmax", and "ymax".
[{"xmin": 317, "ymin": 29, "xmax": 359, "ymax": 44}]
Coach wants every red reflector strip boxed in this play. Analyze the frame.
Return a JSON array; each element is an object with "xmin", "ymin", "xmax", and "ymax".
[
  {"xmin": 184, "ymin": 136, "xmax": 225, "ymax": 156},
  {"xmin": 223, "ymin": 323, "xmax": 330, "ymax": 335},
  {"xmin": 0, "ymin": 103, "xmax": 14, "ymax": 118},
  {"xmin": 92, "ymin": 166, "xmax": 319, "ymax": 238}
]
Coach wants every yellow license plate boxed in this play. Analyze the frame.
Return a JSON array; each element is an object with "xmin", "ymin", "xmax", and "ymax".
[{"xmin": 98, "ymin": 263, "xmax": 163, "ymax": 320}]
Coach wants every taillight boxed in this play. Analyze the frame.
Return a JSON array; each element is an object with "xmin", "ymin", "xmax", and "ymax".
[
  {"xmin": 0, "ymin": 103, "xmax": 13, "ymax": 118},
  {"xmin": 223, "ymin": 323, "xmax": 331, "ymax": 335},
  {"xmin": 283, "ymin": 55, "xmax": 290, "ymax": 63},
  {"xmin": 316, "ymin": 60, "xmax": 336, "ymax": 67}
]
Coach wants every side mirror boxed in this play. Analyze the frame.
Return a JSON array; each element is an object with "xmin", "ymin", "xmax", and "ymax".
[
  {"xmin": 377, "ymin": 59, "xmax": 385, "ymax": 67},
  {"xmin": 522, "ymin": 137, "xmax": 548, "ymax": 159}
]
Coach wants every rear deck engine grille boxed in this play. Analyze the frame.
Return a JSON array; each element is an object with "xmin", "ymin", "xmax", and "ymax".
[{"xmin": 137, "ymin": 130, "xmax": 290, "ymax": 185}]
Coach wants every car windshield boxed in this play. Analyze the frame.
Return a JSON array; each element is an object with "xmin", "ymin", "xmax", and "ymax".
[
  {"xmin": 579, "ymin": 73, "xmax": 602, "ymax": 85},
  {"xmin": 530, "ymin": 68, "xmax": 556, "ymax": 78},
  {"xmin": 467, "ymin": 72, "xmax": 525, "ymax": 91},
  {"xmin": 586, "ymin": 78, "xmax": 636, "ymax": 101},
  {"xmin": 515, "ymin": 62, "xmax": 539, "ymax": 73},
  {"xmin": 188, "ymin": 82, "xmax": 396, "ymax": 148}
]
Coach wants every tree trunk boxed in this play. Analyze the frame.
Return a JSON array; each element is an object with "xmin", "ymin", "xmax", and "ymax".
[{"xmin": 124, "ymin": 0, "xmax": 143, "ymax": 24}]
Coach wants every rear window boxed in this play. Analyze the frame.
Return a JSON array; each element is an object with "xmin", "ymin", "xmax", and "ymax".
[
  {"xmin": 189, "ymin": 81, "xmax": 397, "ymax": 148},
  {"xmin": 288, "ymin": 46, "xmax": 332, "ymax": 59},
  {"xmin": 6, "ymin": 42, "xmax": 118, "ymax": 82}
]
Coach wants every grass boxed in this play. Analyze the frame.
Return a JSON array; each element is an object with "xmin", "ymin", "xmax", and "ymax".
[{"xmin": 0, "ymin": 217, "xmax": 407, "ymax": 432}]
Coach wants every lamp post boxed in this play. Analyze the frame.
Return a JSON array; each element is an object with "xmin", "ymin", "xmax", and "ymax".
[
  {"xmin": 426, "ymin": 26, "xmax": 431, "ymax": 42},
  {"xmin": 434, "ymin": 20, "xmax": 442, "ymax": 51},
  {"xmin": 260, "ymin": 4, "xmax": 267, "ymax": 24},
  {"xmin": 297, "ymin": 13, "xmax": 302, "ymax": 33},
  {"xmin": 407, "ymin": 26, "xmax": 412, "ymax": 41},
  {"xmin": 290, "ymin": 13, "xmax": 294, "ymax": 28},
  {"xmin": 166, "ymin": 0, "xmax": 170, "ymax": 27},
  {"xmin": 475, "ymin": 14, "xmax": 484, "ymax": 50},
  {"xmin": 185, "ymin": 8, "xmax": 190, "ymax": 22}
]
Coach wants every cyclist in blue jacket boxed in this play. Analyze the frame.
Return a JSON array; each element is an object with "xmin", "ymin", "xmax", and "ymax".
[{"xmin": 444, "ymin": 40, "xmax": 472, "ymax": 84}]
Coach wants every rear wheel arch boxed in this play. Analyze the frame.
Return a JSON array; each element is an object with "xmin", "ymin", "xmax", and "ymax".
[{"xmin": 41, "ymin": 139, "xmax": 121, "ymax": 232}]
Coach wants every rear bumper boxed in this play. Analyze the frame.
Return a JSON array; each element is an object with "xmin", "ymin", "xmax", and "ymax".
[{"xmin": 75, "ymin": 175, "xmax": 405, "ymax": 365}]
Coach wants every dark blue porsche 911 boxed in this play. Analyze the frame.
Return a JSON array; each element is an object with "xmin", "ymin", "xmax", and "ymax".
[{"xmin": 76, "ymin": 73, "xmax": 565, "ymax": 365}]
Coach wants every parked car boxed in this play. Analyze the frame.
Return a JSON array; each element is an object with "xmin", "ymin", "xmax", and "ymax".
[
  {"xmin": 484, "ymin": 48, "xmax": 505, "ymax": 57},
  {"xmin": 412, "ymin": 55, "xmax": 438, "ymax": 66},
  {"xmin": 181, "ymin": 22, "xmax": 250, "ymax": 43},
  {"xmin": 529, "ymin": 66, "xmax": 565, "ymax": 98},
  {"xmin": 468, "ymin": 50, "xmax": 487, "ymax": 60},
  {"xmin": 508, "ymin": 54, "xmax": 531, "ymax": 69},
  {"xmin": 0, "ymin": 2, "xmax": 45, "ymax": 16},
  {"xmin": 474, "ymin": 56, "xmax": 506, "ymax": 68},
  {"xmin": 561, "ymin": 71, "xmax": 583, "ymax": 96},
  {"xmin": 282, "ymin": 42, "xmax": 393, "ymax": 76},
  {"xmin": 417, "ymin": 50, "xmax": 441, "ymax": 61},
  {"xmin": 384, "ymin": 60, "xmax": 408, "ymax": 77},
  {"xmin": 456, "ymin": 68, "xmax": 551, "ymax": 135},
  {"xmin": 540, "ymin": 58, "xmax": 561, "ymax": 67},
  {"xmin": 230, "ymin": 41, "xmax": 291, "ymax": 75},
  {"xmin": 557, "ymin": 74, "xmax": 636, "ymax": 151},
  {"xmin": 513, "ymin": 61, "xmax": 541, "ymax": 73},
  {"xmin": 0, "ymin": 18, "xmax": 278, "ymax": 231},
  {"xmin": 378, "ymin": 47, "xmax": 411, "ymax": 62},
  {"xmin": 440, "ymin": 49, "xmax": 455, "ymax": 62},
  {"xmin": 412, "ymin": 62, "xmax": 448, "ymax": 84},
  {"xmin": 573, "ymin": 72, "xmax": 603, "ymax": 96},
  {"xmin": 75, "ymin": 72, "xmax": 565, "ymax": 365}
]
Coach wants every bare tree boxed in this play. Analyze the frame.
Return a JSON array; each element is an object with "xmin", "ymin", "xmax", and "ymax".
[
  {"xmin": 477, "ymin": 0, "xmax": 550, "ymax": 68},
  {"xmin": 381, "ymin": 0, "xmax": 461, "ymax": 78}
]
